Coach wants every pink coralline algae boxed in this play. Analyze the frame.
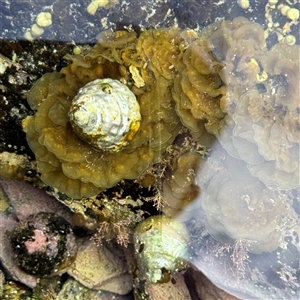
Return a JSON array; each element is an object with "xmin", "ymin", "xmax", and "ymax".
[
  {"xmin": 24, "ymin": 229, "xmax": 56, "ymax": 255},
  {"xmin": 10, "ymin": 212, "xmax": 77, "ymax": 276}
]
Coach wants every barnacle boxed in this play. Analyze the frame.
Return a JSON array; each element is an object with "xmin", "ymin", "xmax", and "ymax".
[
  {"xmin": 133, "ymin": 215, "xmax": 189, "ymax": 283},
  {"xmin": 23, "ymin": 29, "xmax": 196, "ymax": 199}
]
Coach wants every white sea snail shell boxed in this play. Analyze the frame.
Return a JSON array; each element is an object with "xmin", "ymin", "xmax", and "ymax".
[
  {"xmin": 133, "ymin": 215, "xmax": 189, "ymax": 283},
  {"xmin": 69, "ymin": 78, "xmax": 141, "ymax": 152}
]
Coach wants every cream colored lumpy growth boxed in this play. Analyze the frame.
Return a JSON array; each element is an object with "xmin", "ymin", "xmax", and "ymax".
[
  {"xmin": 24, "ymin": 12, "xmax": 52, "ymax": 41},
  {"xmin": 133, "ymin": 216, "xmax": 189, "ymax": 283},
  {"xmin": 86, "ymin": 0, "xmax": 119, "ymax": 15}
]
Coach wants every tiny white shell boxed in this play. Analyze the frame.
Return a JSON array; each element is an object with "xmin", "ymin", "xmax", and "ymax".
[
  {"xmin": 237, "ymin": 0, "xmax": 250, "ymax": 10},
  {"xmin": 69, "ymin": 78, "xmax": 141, "ymax": 152}
]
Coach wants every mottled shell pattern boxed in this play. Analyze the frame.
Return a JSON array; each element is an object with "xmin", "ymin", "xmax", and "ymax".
[
  {"xmin": 133, "ymin": 215, "xmax": 189, "ymax": 283},
  {"xmin": 69, "ymin": 78, "xmax": 141, "ymax": 152}
]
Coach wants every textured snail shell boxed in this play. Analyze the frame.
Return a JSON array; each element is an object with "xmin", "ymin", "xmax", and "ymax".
[
  {"xmin": 133, "ymin": 215, "xmax": 189, "ymax": 283},
  {"xmin": 69, "ymin": 78, "xmax": 141, "ymax": 152}
]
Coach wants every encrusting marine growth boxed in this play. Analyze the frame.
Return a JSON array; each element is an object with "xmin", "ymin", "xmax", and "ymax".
[
  {"xmin": 172, "ymin": 17, "xmax": 299, "ymax": 190},
  {"xmin": 10, "ymin": 212, "xmax": 77, "ymax": 276},
  {"xmin": 23, "ymin": 17, "xmax": 299, "ymax": 199},
  {"xmin": 22, "ymin": 28, "xmax": 193, "ymax": 199},
  {"xmin": 22, "ymin": 17, "xmax": 299, "ymax": 255}
]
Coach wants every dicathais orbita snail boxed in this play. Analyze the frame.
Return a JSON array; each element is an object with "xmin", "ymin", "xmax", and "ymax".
[{"xmin": 69, "ymin": 78, "xmax": 141, "ymax": 152}]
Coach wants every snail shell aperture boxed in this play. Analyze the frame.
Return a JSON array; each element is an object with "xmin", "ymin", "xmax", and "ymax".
[
  {"xmin": 69, "ymin": 78, "xmax": 141, "ymax": 152},
  {"xmin": 133, "ymin": 215, "xmax": 189, "ymax": 283}
]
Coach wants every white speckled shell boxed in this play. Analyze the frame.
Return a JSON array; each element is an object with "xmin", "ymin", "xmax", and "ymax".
[
  {"xmin": 69, "ymin": 78, "xmax": 141, "ymax": 152},
  {"xmin": 133, "ymin": 216, "xmax": 189, "ymax": 283}
]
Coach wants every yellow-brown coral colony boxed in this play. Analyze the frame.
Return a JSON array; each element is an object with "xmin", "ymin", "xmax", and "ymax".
[
  {"xmin": 23, "ymin": 28, "xmax": 193, "ymax": 199},
  {"xmin": 23, "ymin": 17, "xmax": 299, "ymax": 253},
  {"xmin": 172, "ymin": 17, "xmax": 299, "ymax": 190}
]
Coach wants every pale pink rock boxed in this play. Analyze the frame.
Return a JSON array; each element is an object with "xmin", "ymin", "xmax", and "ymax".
[
  {"xmin": 24, "ymin": 229, "xmax": 56, "ymax": 255},
  {"xmin": 144, "ymin": 272, "xmax": 192, "ymax": 299},
  {"xmin": 0, "ymin": 211, "xmax": 37, "ymax": 288},
  {"xmin": 0, "ymin": 177, "xmax": 76, "ymax": 284},
  {"xmin": 186, "ymin": 267, "xmax": 241, "ymax": 300},
  {"xmin": 0, "ymin": 177, "xmax": 73, "ymax": 223}
]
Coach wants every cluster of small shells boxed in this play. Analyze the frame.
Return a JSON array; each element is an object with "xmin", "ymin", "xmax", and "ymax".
[
  {"xmin": 278, "ymin": 3, "xmax": 299, "ymax": 21},
  {"xmin": 264, "ymin": 0, "xmax": 299, "ymax": 45},
  {"xmin": 86, "ymin": 0, "xmax": 119, "ymax": 15}
]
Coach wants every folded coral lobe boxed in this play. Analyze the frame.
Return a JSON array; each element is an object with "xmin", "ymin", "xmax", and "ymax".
[
  {"xmin": 235, "ymin": 43, "xmax": 300, "ymax": 190},
  {"xmin": 174, "ymin": 17, "xmax": 299, "ymax": 190},
  {"xmin": 202, "ymin": 173, "xmax": 288, "ymax": 254}
]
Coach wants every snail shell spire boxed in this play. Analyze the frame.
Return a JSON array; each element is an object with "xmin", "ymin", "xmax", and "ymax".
[{"xmin": 69, "ymin": 78, "xmax": 141, "ymax": 152}]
